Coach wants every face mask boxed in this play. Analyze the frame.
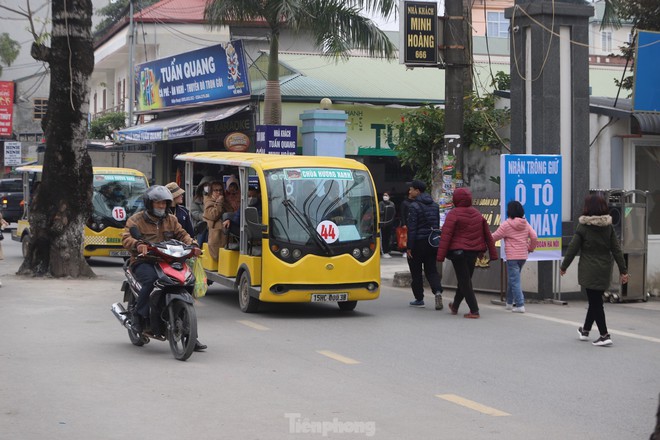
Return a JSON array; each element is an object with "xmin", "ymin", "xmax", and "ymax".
[
  {"xmin": 383, "ymin": 196, "xmax": 390, "ymax": 202},
  {"xmin": 152, "ymin": 208, "xmax": 166, "ymax": 218},
  {"xmin": 203, "ymin": 186, "xmax": 210, "ymax": 195},
  {"xmin": 247, "ymin": 197, "xmax": 258, "ymax": 207}
]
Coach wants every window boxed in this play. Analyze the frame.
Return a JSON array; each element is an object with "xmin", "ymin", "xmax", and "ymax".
[
  {"xmin": 487, "ymin": 12, "xmax": 509, "ymax": 38},
  {"xmin": 635, "ymin": 145, "xmax": 660, "ymax": 234},
  {"xmin": 33, "ymin": 98, "xmax": 48, "ymax": 120},
  {"xmin": 601, "ymin": 31, "xmax": 612, "ymax": 52}
]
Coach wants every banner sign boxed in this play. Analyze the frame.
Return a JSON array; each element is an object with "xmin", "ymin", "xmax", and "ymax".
[
  {"xmin": 4, "ymin": 141, "xmax": 21, "ymax": 166},
  {"xmin": 500, "ymin": 154, "xmax": 562, "ymax": 261},
  {"xmin": 0, "ymin": 81, "xmax": 14, "ymax": 138},
  {"xmin": 135, "ymin": 41, "xmax": 250, "ymax": 113},
  {"xmin": 255, "ymin": 125, "xmax": 297, "ymax": 155},
  {"xmin": 400, "ymin": 0, "xmax": 438, "ymax": 66},
  {"xmin": 633, "ymin": 30, "xmax": 660, "ymax": 113}
]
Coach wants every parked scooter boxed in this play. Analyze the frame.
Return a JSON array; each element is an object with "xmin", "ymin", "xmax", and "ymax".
[{"xmin": 112, "ymin": 227, "xmax": 199, "ymax": 361}]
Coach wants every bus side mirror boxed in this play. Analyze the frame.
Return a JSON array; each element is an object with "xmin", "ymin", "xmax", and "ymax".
[
  {"xmin": 244, "ymin": 206, "xmax": 267, "ymax": 239},
  {"xmin": 379, "ymin": 205, "xmax": 395, "ymax": 225}
]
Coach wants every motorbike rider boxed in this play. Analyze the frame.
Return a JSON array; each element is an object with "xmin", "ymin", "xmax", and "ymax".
[{"xmin": 121, "ymin": 185, "xmax": 206, "ymax": 351}]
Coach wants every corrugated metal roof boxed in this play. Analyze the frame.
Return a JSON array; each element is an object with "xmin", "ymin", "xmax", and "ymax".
[{"xmin": 249, "ymin": 52, "xmax": 446, "ymax": 105}]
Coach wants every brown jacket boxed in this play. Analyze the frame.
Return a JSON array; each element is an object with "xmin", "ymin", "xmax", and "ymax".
[
  {"xmin": 122, "ymin": 210, "xmax": 194, "ymax": 264},
  {"xmin": 203, "ymin": 194, "xmax": 229, "ymax": 259}
]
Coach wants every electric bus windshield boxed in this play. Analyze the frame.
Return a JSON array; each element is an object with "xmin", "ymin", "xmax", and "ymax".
[
  {"xmin": 90, "ymin": 173, "xmax": 148, "ymax": 227},
  {"xmin": 265, "ymin": 167, "xmax": 376, "ymax": 247}
]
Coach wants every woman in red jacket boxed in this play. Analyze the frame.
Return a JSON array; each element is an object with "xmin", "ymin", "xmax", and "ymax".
[{"xmin": 436, "ymin": 187, "xmax": 498, "ymax": 318}]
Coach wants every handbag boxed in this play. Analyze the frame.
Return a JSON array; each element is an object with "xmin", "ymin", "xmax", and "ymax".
[
  {"xmin": 428, "ymin": 228, "xmax": 440, "ymax": 248},
  {"xmin": 395, "ymin": 226, "xmax": 407, "ymax": 250}
]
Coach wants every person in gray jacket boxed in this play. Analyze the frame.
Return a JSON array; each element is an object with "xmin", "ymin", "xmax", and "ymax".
[{"xmin": 560, "ymin": 193, "xmax": 628, "ymax": 347}]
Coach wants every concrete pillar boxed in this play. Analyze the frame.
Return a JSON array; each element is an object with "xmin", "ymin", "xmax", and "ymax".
[
  {"xmin": 505, "ymin": 1, "xmax": 593, "ymax": 298},
  {"xmin": 299, "ymin": 109, "xmax": 348, "ymax": 157}
]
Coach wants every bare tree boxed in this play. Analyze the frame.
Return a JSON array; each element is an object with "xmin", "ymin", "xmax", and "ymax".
[{"xmin": 2, "ymin": 0, "xmax": 95, "ymax": 277}]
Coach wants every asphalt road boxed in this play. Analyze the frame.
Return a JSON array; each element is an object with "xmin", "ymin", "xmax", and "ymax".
[{"xmin": 2, "ymin": 234, "xmax": 660, "ymax": 439}]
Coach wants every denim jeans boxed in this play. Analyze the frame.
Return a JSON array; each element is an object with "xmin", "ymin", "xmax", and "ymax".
[{"xmin": 506, "ymin": 259, "xmax": 526, "ymax": 306}]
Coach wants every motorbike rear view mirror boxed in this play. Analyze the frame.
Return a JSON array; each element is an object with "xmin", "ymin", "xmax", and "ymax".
[{"xmin": 130, "ymin": 226, "xmax": 143, "ymax": 240}]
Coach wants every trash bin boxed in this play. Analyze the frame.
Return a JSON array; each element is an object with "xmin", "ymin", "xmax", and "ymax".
[{"xmin": 591, "ymin": 189, "xmax": 649, "ymax": 302}]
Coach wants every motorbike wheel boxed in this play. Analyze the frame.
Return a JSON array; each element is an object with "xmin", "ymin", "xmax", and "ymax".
[
  {"xmin": 167, "ymin": 300, "xmax": 197, "ymax": 361},
  {"xmin": 126, "ymin": 296, "xmax": 145, "ymax": 347}
]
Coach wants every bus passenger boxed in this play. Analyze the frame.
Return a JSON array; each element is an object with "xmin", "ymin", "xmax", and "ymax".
[
  {"xmin": 225, "ymin": 176, "xmax": 241, "ymax": 213},
  {"xmin": 166, "ymin": 182, "xmax": 194, "ymax": 237},
  {"xmin": 191, "ymin": 176, "xmax": 214, "ymax": 244},
  {"xmin": 203, "ymin": 179, "xmax": 228, "ymax": 259}
]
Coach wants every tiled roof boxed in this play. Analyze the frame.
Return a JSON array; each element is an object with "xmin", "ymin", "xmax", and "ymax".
[{"xmin": 136, "ymin": 0, "xmax": 206, "ymax": 23}]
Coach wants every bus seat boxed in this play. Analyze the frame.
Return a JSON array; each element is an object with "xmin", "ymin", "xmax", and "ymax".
[{"xmin": 200, "ymin": 242, "xmax": 218, "ymax": 271}]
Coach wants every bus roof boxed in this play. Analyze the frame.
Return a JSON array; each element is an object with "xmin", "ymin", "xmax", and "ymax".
[
  {"xmin": 15, "ymin": 165, "xmax": 148, "ymax": 177},
  {"xmin": 175, "ymin": 152, "xmax": 370, "ymax": 172}
]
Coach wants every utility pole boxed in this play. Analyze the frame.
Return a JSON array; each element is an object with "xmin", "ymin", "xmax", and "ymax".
[
  {"xmin": 441, "ymin": 0, "xmax": 467, "ymax": 195},
  {"xmin": 127, "ymin": 0, "xmax": 135, "ymax": 127}
]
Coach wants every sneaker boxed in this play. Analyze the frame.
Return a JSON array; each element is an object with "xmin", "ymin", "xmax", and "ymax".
[
  {"xmin": 401, "ymin": 252, "xmax": 408, "ymax": 258},
  {"xmin": 505, "ymin": 303, "xmax": 513, "ymax": 310},
  {"xmin": 382, "ymin": 253, "xmax": 392, "ymax": 259},
  {"xmin": 512, "ymin": 306, "xmax": 526, "ymax": 313},
  {"xmin": 409, "ymin": 299, "xmax": 425, "ymax": 307},
  {"xmin": 434, "ymin": 294, "xmax": 443, "ymax": 310},
  {"xmin": 577, "ymin": 327, "xmax": 589, "ymax": 341},
  {"xmin": 592, "ymin": 334, "xmax": 613, "ymax": 346},
  {"xmin": 464, "ymin": 312, "xmax": 480, "ymax": 319},
  {"xmin": 448, "ymin": 301, "xmax": 458, "ymax": 315}
]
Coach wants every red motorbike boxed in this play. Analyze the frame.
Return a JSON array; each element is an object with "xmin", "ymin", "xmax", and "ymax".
[{"xmin": 112, "ymin": 229, "xmax": 199, "ymax": 361}]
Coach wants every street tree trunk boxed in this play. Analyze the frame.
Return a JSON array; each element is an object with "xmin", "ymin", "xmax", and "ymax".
[{"xmin": 18, "ymin": 0, "xmax": 95, "ymax": 278}]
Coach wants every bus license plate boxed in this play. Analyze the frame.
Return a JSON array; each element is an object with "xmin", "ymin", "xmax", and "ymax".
[
  {"xmin": 109, "ymin": 250, "xmax": 130, "ymax": 257},
  {"xmin": 311, "ymin": 293, "xmax": 348, "ymax": 302}
]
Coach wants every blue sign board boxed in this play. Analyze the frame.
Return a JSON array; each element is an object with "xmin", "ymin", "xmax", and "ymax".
[
  {"xmin": 135, "ymin": 41, "xmax": 250, "ymax": 113},
  {"xmin": 255, "ymin": 125, "xmax": 297, "ymax": 155},
  {"xmin": 500, "ymin": 154, "xmax": 562, "ymax": 261},
  {"xmin": 633, "ymin": 31, "xmax": 660, "ymax": 113}
]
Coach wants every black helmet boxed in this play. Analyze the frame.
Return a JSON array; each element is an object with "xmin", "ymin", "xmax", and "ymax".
[{"xmin": 143, "ymin": 185, "xmax": 173, "ymax": 217}]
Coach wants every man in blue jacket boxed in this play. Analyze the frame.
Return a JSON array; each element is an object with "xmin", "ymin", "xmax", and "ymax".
[{"xmin": 406, "ymin": 180, "xmax": 443, "ymax": 309}]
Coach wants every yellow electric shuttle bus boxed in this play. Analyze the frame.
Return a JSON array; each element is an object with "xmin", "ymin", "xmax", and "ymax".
[
  {"xmin": 177, "ymin": 152, "xmax": 394, "ymax": 313},
  {"xmin": 12, "ymin": 166, "xmax": 149, "ymax": 258}
]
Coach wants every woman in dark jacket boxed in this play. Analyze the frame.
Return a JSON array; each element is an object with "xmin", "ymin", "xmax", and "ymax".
[
  {"xmin": 436, "ymin": 187, "xmax": 497, "ymax": 318},
  {"xmin": 560, "ymin": 193, "xmax": 628, "ymax": 347}
]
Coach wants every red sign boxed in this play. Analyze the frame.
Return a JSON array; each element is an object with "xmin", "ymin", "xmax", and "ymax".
[{"xmin": 0, "ymin": 81, "xmax": 14, "ymax": 138}]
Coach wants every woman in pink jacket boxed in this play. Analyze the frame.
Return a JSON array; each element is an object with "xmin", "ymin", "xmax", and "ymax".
[{"xmin": 492, "ymin": 201, "xmax": 538, "ymax": 313}]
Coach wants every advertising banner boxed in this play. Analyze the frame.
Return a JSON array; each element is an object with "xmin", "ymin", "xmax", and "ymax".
[
  {"xmin": 135, "ymin": 41, "xmax": 250, "ymax": 113},
  {"xmin": 4, "ymin": 141, "xmax": 21, "ymax": 166},
  {"xmin": 255, "ymin": 125, "xmax": 297, "ymax": 155},
  {"xmin": 0, "ymin": 81, "xmax": 14, "ymax": 138},
  {"xmin": 500, "ymin": 154, "xmax": 562, "ymax": 261},
  {"xmin": 633, "ymin": 30, "xmax": 660, "ymax": 113},
  {"xmin": 400, "ymin": 0, "xmax": 438, "ymax": 66}
]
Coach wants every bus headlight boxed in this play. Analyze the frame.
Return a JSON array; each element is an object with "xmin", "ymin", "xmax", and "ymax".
[
  {"xmin": 292, "ymin": 249, "xmax": 302, "ymax": 259},
  {"xmin": 352, "ymin": 248, "xmax": 361, "ymax": 259},
  {"xmin": 280, "ymin": 248, "xmax": 290, "ymax": 258},
  {"xmin": 362, "ymin": 247, "xmax": 371, "ymax": 258}
]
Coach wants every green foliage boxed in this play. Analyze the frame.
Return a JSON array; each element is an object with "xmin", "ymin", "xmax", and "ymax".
[
  {"xmin": 393, "ymin": 93, "xmax": 510, "ymax": 183},
  {"xmin": 491, "ymin": 71, "xmax": 510, "ymax": 91},
  {"xmin": 89, "ymin": 112, "xmax": 126, "ymax": 140},
  {"xmin": 94, "ymin": 0, "xmax": 159, "ymax": 37},
  {"xmin": 0, "ymin": 33, "xmax": 20, "ymax": 76}
]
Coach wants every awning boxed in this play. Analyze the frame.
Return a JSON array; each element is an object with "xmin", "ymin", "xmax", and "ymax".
[{"xmin": 116, "ymin": 103, "xmax": 250, "ymax": 143}]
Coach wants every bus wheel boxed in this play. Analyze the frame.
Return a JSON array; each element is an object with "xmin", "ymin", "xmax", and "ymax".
[
  {"xmin": 238, "ymin": 272, "xmax": 260, "ymax": 313},
  {"xmin": 338, "ymin": 300, "xmax": 357, "ymax": 311},
  {"xmin": 21, "ymin": 234, "xmax": 30, "ymax": 257}
]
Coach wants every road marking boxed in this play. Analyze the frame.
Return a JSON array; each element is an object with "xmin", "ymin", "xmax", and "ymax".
[
  {"xmin": 510, "ymin": 311, "xmax": 660, "ymax": 344},
  {"xmin": 317, "ymin": 350, "xmax": 360, "ymax": 365},
  {"xmin": 436, "ymin": 394, "xmax": 510, "ymax": 417},
  {"xmin": 237, "ymin": 320, "xmax": 270, "ymax": 331}
]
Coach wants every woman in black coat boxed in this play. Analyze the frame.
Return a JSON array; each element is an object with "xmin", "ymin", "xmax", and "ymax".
[{"xmin": 560, "ymin": 194, "xmax": 628, "ymax": 347}]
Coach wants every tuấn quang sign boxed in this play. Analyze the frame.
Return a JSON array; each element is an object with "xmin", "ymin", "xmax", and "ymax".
[{"xmin": 135, "ymin": 41, "xmax": 250, "ymax": 113}]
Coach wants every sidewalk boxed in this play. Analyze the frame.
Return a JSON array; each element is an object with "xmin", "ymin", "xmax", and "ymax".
[{"xmin": 379, "ymin": 251, "xmax": 411, "ymax": 283}]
